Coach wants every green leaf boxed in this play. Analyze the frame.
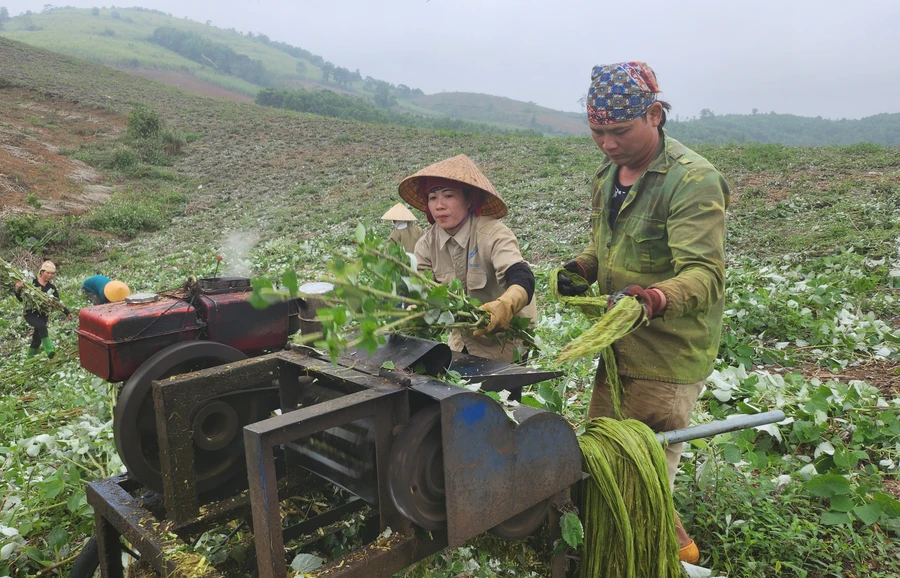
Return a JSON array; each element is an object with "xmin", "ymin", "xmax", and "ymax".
[
  {"xmin": 290, "ymin": 552, "xmax": 324, "ymax": 572},
  {"xmin": 355, "ymin": 223, "xmax": 366, "ymax": 245},
  {"xmin": 820, "ymin": 511, "xmax": 852, "ymax": 525},
  {"xmin": 41, "ymin": 476, "xmax": 65, "ymax": 500},
  {"xmin": 872, "ymin": 492, "xmax": 900, "ymax": 518},
  {"xmin": 722, "ymin": 444, "xmax": 742, "ymax": 464},
  {"xmin": 66, "ymin": 491, "xmax": 87, "ymax": 514},
  {"xmin": 484, "ymin": 391, "xmax": 501, "ymax": 402},
  {"xmin": 520, "ymin": 395, "xmax": 543, "ymax": 409},
  {"xmin": 853, "ymin": 503, "xmax": 883, "ymax": 525},
  {"xmin": 805, "ymin": 473, "xmax": 852, "ymax": 497},
  {"xmin": 380, "ymin": 361, "xmax": 395, "ymax": 370},
  {"xmin": 561, "ymin": 512, "xmax": 584, "ymax": 549},
  {"xmin": 424, "ymin": 308, "xmax": 441, "ymax": 325},
  {"xmin": 48, "ymin": 525, "xmax": 68, "ymax": 549},
  {"xmin": 281, "ymin": 269, "xmax": 299, "ymax": 297},
  {"xmin": 829, "ymin": 495, "xmax": 854, "ymax": 512},
  {"xmin": 437, "ymin": 310, "xmax": 455, "ymax": 325}
]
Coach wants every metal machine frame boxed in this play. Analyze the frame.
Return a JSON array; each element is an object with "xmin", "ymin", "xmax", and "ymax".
[{"xmin": 87, "ymin": 337, "xmax": 579, "ymax": 578}]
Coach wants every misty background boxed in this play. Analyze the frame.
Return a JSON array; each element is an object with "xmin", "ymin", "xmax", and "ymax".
[{"xmin": 3, "ymin": 0, "xmax": 899, "ymax": 121}]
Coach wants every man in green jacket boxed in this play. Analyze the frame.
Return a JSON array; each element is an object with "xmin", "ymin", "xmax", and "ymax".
[{"xmin": 557, "ymin": 61, "xmax": 730, "ymax": 564}]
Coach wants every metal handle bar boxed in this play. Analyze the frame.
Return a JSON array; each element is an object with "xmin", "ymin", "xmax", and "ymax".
[{"xmin": 656, "ymin": 410, "xmax": 786, "ymax": 445}]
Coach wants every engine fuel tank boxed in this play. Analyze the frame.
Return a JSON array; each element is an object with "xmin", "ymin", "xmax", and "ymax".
[{"xmin": 77, "ymin": 294, "xmax": 203, "ymax": 382}]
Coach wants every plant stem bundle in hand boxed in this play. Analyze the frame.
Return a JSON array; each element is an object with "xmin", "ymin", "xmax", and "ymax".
[
  {"xmin": 1, "ymin": 259, "xmax": 69, "ymax": 317},
  {"xmin": 250, "ymin": 224, "xmax": 534, "ymax": 360}
]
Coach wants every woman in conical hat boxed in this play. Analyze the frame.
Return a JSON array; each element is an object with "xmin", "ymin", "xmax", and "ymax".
[
  {"xmin": 381, "ymin": 202, "xmax": 423, "ymax": 254},
  {"xmin": 398, "ymin": 154, "xmax": 536, "ymax": 362}
]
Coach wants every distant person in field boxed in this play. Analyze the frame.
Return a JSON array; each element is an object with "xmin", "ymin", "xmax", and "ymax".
[
  {"xmin": 14, "ymin": 260, "xmax": 74, "ymax": 359},
  {"xmin": 555, "ymin": 61, "xmax": 730, "ymax": 564},
  {"xmin": 81, "ymin": 275, "xmax": 131, "ymax": 305},
  {"xmin": 381, "ymin": 202, "xmax": 423, "ymax": 254},
  {"xmin": 399, "ymin": 154, "xmax": 536, "ymax": 363}
]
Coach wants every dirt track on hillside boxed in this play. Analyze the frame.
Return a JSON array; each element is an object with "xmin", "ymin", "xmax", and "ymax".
[{"xmin": 121, "ymin": 68, "xmax": 254, "ymax": 104}]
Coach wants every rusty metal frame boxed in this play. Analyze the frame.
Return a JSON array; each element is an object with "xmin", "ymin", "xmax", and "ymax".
[
  {"xmin": 243, "ymin": 351, "xmax": 439, "ymax": 578},
  {"xmin": 87, "ymin": 476, "xmax": 222, "ymax": 578},
  {"xmin": 152, "ymin": 355, "xmax": 283, "ymax": 524}
]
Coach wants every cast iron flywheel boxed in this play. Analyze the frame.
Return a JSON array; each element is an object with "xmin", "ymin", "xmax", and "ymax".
[{"xmin": 113, "ymin": 341, "xmax": 269, "ymax": 494}]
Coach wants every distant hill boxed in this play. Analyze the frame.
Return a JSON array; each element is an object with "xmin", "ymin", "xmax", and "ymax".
[
  {"xmin": 0, "ymin": 6, "xmax": 583, "ymax": 135},
  {"xmin": 3, "ymin": 7, "xmax": 897, "ymax": 144},
  {"xmin": 667, "ymin": 112, "xmax": 900, "ymax": 146},
  {"xmin": 410, "ymin": 92, "xmax": 587, "ymax": 136}
]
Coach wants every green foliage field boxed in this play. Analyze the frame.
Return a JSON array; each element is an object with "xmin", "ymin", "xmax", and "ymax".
[{"xmin": 1, "ymin": 36, "xmax": 899, "ymax": 577}]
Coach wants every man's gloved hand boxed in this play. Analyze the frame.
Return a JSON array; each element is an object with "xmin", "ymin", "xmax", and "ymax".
[
  {"xmin": 557, "ymin": 260, "xmax": 590, "ymax": 297},
  {"xmin": 607, "ymin": 285, "xmax": 666, "ymax": 319},
  {"xmin": 473, "ymin": 284, "xmax": 530, "ymax": 337}
]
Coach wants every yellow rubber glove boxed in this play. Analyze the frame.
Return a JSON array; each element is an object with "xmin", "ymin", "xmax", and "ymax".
[{"xmin": 472, "ymin": 285, "xmax": 530, "ymax": 337}]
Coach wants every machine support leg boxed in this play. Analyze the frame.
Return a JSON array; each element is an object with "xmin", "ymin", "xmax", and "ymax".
[
  {"xmin": 245, "ymin": 436, "xmax": 284, "ymax": 578},
  {"xmin": 94, "ymin": 514, "xmax": 124, "ymax": 578},
  {"xmin": 550, "ymin": 489, "xmax": 575, "ymax": 578}
]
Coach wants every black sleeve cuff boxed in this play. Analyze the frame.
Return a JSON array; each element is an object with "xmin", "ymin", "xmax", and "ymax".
[{"xmin": 505, "ymin": 262, "xmax": 535, "ymax": 302}]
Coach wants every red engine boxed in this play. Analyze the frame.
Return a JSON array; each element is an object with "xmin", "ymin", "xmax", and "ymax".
[{"xmin": 76, "ymin": 277, "xmax": 301, "ymax": 382}]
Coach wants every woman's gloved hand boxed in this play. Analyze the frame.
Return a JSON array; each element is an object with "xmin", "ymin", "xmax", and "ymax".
[
  {"xmin": 557, "ymin": 261, "xmax": 590, "ymax": 296},
  {"xmin": 473, "ymin": 285, "xmax": 530, "ymax": 336},
  {"xmin": 607, "ymin": 285, "xmax": 666, "ymax": 319}
]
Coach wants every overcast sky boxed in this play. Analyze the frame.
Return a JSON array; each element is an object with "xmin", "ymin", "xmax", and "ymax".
[{"xmin": 6, "ymin": 0, "xmax": 900, "ymax": 119}]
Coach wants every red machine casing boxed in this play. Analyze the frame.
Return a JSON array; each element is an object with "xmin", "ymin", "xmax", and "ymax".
[
  {"xmin": 77, "ymin": 298, "xmax": 204, "ymax": 382},
  {"xmin": 77, "ymin": 289, "xmax": 292, "ymax": 383},
  {"xmin": 195, "ymin": 293, "xmax": 290, "ymax": 354}
]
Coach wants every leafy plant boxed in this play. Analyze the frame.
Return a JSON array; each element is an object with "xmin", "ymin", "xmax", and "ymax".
[{"xmin": 250, "ymin": 224, "xmax": 534, "ymax": 360}]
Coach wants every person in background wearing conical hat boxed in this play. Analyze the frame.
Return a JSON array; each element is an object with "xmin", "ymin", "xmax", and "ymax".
[
  {"xmin": 381, "ymin": 202, "xmax": 423, "ymax": 254},
  {"xmin": 556, "ymin": 62, "xmax": 730, "ymax": 564},
  {"xmin": 81, "ymin": 275, "xmax": 131, "ymax": 305},
  {"xmin": 13, "ymin": 260, "xmax": 74, "ymax": 359},
  {"xmin": 399, "ymin": 154, "xmax": 537, "ymax": 363}
]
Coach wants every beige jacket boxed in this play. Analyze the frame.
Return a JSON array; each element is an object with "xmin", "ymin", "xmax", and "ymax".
[
  {"xmin": 388, "ymin": 223, "xmax": 424, "ymax": 254},
  {"xmin": 415, "ymin": 215, "xmax": 537, "ymax": 362}
]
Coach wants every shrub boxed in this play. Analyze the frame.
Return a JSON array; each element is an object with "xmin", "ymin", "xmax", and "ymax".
[
  {"xmin": 86, "ymin": 192, "xmax": 185, "ymax": 238},
  {"xmin": 127, "ymin": 106, "xmax": 161, "ymax": 140}
]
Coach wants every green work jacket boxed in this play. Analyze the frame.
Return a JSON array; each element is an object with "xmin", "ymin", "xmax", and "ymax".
[{"xmin": 575, "ymin": 132, "xmax": 730, "ymax": 384}]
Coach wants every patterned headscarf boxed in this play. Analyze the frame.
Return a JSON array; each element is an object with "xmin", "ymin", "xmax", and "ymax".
[{"xmin": 586, "ymin": 62, "xmax": 661, "ymax": 125}]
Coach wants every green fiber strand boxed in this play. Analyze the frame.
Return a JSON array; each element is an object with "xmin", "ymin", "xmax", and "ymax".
[
  {"xmin": 556, "ymin": 297, "xmax": 644, "ymax": 364},
  {"xmin": 578, "ymin": 418, "xmax": 681, "ymax": 578},
  {"xmin": 601, "ymin": 346, "xmax": 624, "ymax": 421}
]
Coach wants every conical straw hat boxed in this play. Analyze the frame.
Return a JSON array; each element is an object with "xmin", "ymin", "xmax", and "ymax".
[
  {"xmin": 381, "ymin": 202, "xmax": 417, "ymax": 221},
  {"xmin": 398, "ymin": 154, "xmax": 507, "ymax": 219}
]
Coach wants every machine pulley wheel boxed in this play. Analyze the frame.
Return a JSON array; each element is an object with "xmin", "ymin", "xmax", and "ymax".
[
  {"xmin": 388, "ymin": 405, "xmax": 446, "ymax": 531},
  {"xmin": 488, "ymin": 498, "xmax": 551, "ymax": 541},
  {"xmin": 114, "ymin": 341, "xmax": 252, "ymax": 494}
]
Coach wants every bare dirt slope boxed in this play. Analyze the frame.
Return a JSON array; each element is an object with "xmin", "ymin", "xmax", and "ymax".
[{"xmin": 0, "ymin": 87, "xmax": 125, "ymax": 217}]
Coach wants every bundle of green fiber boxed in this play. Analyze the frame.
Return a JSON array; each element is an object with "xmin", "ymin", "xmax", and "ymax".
[
  {"xmin": 578, "ymin": 418, "xmax": 681, "ymax": 578},
  {"xmin": 555, "ymin": 297, "xmax": 644, "ymax": 364},
  {"xmin": 548, "ymin": 267, "xmax": 605, "ymax": 319},
  {"xmin": 1, "ymin": 259, "xmax": 69, "ymax": 317}
]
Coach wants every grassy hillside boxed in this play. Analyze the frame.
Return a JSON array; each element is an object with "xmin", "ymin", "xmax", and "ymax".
[
  {"xmin": 1, "ymin": 37, "xmax": 900, "ymax": 578},
  {"xmin": 0, "ymin": 6, "xmax": 584, "ymax": 135}
]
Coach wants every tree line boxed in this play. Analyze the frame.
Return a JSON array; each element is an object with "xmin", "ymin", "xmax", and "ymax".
[
  {"xmin": 150, "ymin": 26, "xmax": 269, "ymax": 86},
  {"xmin": 256, "ymin": 87, "xmax": 542, "ymax": 137},
  {"xmin": 667, "ymin": 111, "xmax": 900, "ymax": 146}
]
